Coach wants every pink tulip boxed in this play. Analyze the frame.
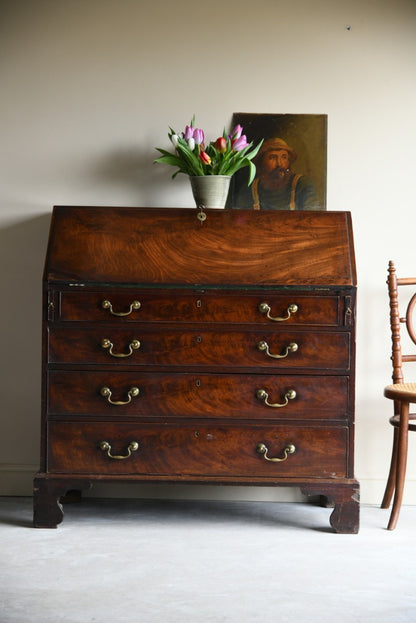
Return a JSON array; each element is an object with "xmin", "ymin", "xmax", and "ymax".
[
  {"xmin": 193, "ymin": 128, "xmax": 205, "ymax": 145},
  {"xmin": 184, "ymin": 125, "xmax": 194, "ymax": 140},
  {"xmin": 199, "ymin": 151, "xmax": 211, "ymax": 165},
  {"xmin": 231, "ymin": 124, "xmax": 243, "ymax": 140},
  {"xmin": 214, "ymin": 137, "xmax": 227, "ymax": 153},
  {"xmin": 232, "ymin": 135, "xmax": 248, "ymax": 151}
]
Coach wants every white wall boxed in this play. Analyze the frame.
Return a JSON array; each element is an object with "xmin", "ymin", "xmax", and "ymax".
[{"xmin": 1, "ymin": 0, "xmax": 416, "ymax": 504}]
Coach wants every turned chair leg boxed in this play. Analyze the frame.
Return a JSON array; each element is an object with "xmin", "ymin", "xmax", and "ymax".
[
  {"xmin": 381, "ymin": 427, "xmax": 399, "ymax": 509},
  {"xmin": 388, "ymin": 401, "xmax": 410, "ymax": 530}
]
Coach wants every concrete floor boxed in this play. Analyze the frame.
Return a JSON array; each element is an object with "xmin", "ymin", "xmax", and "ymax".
[{"xmin": 1, "ymin": 496, "xmax": 415, "ymax": 623}]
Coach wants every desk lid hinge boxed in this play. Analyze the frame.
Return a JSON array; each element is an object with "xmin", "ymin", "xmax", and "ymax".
[
  {"xmin": 47, "ymin": 292, "xmax": 55, "ymax": 321},
  {"xmin": 344, "ymin": 295, "xmax": 353, "ymax": 326}
]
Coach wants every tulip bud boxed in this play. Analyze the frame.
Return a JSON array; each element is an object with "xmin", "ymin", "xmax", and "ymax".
[
  {"xmin": 199, "ymin": 151, "xmax": 211, "ymax": 165},
  {"xmin": 184, "ymin": 125, "xmax": 194, "ymax": 141},
  {"xmin": 232, "ymin": 135, "xmax": 248, "ymax": 152},
  {"xmin": 187, "ymin": 137, "xmax": 195, "ymax": 151},
  {"xmin": 193, "ymin": 128, "xmax": 205, "ymax": 145},
  {"xmin": 170, "ymin": 133, "xmax": 179, "ymax": 147},
  {"xmin": 231, "ymin": 124, "xmax": 243, "ymax": 140},
  {"xmin": 214, "ymin": 137, "xmax": 227, "ymax": 153}
]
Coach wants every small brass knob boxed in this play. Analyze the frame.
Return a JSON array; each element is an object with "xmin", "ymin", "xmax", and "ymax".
[
  {"xmin": 259, "ymin": 303, "xmax": 271, "ymax": 314},
  {"xmin": 256, "ymin": 389, "xmax": 268, "ymax": 401},
  {"xmin": 256, "ymin": 443, "xmax": 267, "ymax": 455}
]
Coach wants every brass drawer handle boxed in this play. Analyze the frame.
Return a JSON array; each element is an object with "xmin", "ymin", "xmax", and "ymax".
[
  {"xmin": 256, "ymin": 442, "xmax": 296, "ymax": 462},
  {"xmin": 101, "ymin": 299, "xmax": 141, "ymax": 316},
  {"xmin": 256, "ymin": 388, "xmax": 296, "ymax": 408},
  {"xmin": 100, "ymin": 386, "xmax": 140, "ymax": 405},
  {"xmin": 99, "ymin": 440, "xmax": 139, "ymax": 460},
  {"xmin": 259, "ymin": 302, "xmax": 298, "ymax": 322},
  {"xmin": 257, "ymin": 340, "xmax": 298, "ymax": 359},
  {"xmin": 101, "ymin": 338, "xmax": 141, "ymax": 358}
]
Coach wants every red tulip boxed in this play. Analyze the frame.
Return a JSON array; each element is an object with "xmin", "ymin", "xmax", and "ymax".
[
  {"xmin": 199, "ymin": 151, "xmax": 211, "ymax": 165},
  {"xmin": 214, "ymin": 137, "xmax": 227, "ymax": 153}
]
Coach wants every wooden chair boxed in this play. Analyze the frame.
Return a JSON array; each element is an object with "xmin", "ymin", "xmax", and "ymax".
[{"xmin": 381, "ymin": 260, "xmax": 416, "ymax": 529}]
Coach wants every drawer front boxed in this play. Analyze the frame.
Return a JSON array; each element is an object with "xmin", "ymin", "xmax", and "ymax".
[
  {"xmin": 48, "ymin": 327, "xmax": 351, "ymax": 370},
  {"xmin": 47, "ymin": 422, "xmax": 348, "ymax": 478},
  {"xmin": 58, "ymin": 291, "xmax": 342, "ymax": 326},
  {"xmin": 47, "ymin": 370, "xmax": 349, "ymax": 420}
]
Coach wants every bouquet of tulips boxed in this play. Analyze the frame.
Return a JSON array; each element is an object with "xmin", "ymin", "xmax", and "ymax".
[{"xmin": 154, "ymin": 117, "xmax": 263, "ymax": 185}]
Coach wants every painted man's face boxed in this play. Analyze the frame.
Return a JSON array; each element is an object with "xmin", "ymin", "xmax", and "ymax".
[
  {"xmin": 259, "ymin": 149, "xmax": 292, "ymax": 190},
  {"xmin": 263, "ymin": 150, "xmax": 291, "ymax": 172}
]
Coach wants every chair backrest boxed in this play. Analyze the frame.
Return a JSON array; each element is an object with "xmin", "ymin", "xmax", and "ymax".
[{"xmin": 387, "ymin": 260, "xmax": 416, "ymax": 384}]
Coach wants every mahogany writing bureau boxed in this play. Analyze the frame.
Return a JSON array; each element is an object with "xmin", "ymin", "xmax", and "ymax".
[{"xmin": 34, "ymin": 206, "xmax": 359, "ymax": 532}]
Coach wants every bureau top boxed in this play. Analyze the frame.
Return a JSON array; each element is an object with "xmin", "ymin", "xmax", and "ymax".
[{"xmin": 44, "ymin": 207, "xmax": 356, "ymax": 288}]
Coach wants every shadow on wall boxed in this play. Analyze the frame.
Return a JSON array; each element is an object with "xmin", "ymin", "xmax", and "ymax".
[
  {"xmin": 86, "ymin": 145, "xmax": 190, "ymax": 206},
  {"xmin": 0, "ymin": 214, "xmax": 51, "ymax": 462},
  {"xmin": 87, "ymin": 145, "xmax": 185, "ymax": 204}
]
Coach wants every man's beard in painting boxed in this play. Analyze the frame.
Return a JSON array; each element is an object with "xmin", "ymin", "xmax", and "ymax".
[{"xmin": 259, "ymin": 166, "xmax": 292, "ymax": 191}]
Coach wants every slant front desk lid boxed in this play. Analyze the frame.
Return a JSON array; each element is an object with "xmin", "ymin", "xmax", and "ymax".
[{"xmin": 45, "ymin": 207, "xmax": 356, "ymax": 287}]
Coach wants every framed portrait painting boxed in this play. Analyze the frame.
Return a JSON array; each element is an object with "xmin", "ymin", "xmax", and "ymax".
[{"xmin": 230, "ymin": 113, "xmax": 327, "ymax": 211}]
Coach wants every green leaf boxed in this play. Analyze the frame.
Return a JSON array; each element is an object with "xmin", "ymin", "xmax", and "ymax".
[
  {"xmin": 175, "ymin": 141, "xmax": 203, "ymax": 175},
  {"xmin": 247, "ymin": 138, "xmax": 264, "ymax": 160},
  {"xmin": 154, "ymin": 154, "xmax": 182, "ymax": 167},
  {"xmin": 247, "ymin": 160, "xmax": 256, "ymax": 186}
]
